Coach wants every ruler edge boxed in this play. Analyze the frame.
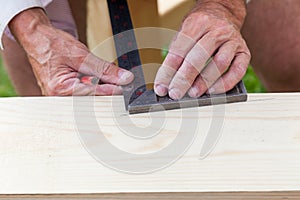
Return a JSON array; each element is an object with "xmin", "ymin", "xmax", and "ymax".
[
  {"xmin": 106, "ymin": 0, "xmax": 147, "ymax": 110},
  {"xmin": 128, "ymin": 81, "xmax": 248, "ymax": 114}
]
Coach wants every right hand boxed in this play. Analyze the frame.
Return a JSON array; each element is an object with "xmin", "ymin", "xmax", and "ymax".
[
  {"xmin": 9, "ymin": 8, "xmax": 134, "ymax": 96},
  {"xmin": 154, "ymin": 0, "xmax": 250, "ymax": 100}
]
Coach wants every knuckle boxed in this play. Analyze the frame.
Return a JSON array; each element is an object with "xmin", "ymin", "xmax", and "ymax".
[
  {"xmin": 215, "ymin": 20, "xmax": 230, "ymax": 29},
  {"xmin": 181, "ymin": 13, "xmax": 210, "ymax": 38},
  {"xmin": 244, "ymin": 47, "xmax": 252, "ymax": 59},
  {"xmin": 210, "ymin": 28, "xmax": 230, "ymax": 43},
  {"xmin": 218, "ymin": 77, "xmax": 233, "ymax": 92},
  {"xmin": 192, "ymin": 81, "xmax": 202, "ymax": 91},
  {"xmin": 155, "ymin": 66, "xmax": 174, "ymax": 84},
  {"xmin": 94, "ymin": 59, "xmax": 110, "ymax": 76},
  {"xmin": 239, "ymin": 39, "xmax": 251, "ymax": 53},
  {"xmin": 235, "ymin": 63, "xmax": 247, "ymax": 78},
  {"xmin": 47, "ymin": 80, "xmax": 72, "ymax": 96},
  {"xmin": 46, "ymin": 82, "xmax": 58, "ymax": 96},
  {"xmin": 201, "ymin": 70, "xmax": 213, "ymax": 86},
  {"xmin": 179, "ymin": 63, "xmax": 199, "ymax": 83},
  {"xmin": 223, "ymin": 81, "xmax": 233, "ymax": 91},
  {"xmin": 184, "ymin": 12, "xmax": 209, "ymax": 26},
  {"xmin": 211, "ymin": 25, "xmax": 238, "ymax": 43},
  {"xmin": 46, "ymin": 88, "xmax": 58, "ymax": 96},
  {"xmin": 172, "ymin": 72, "xmax": 193, "ymax": 89},
  {"xmin": 167, "ymin": 53, "xmax": 184, "ymax": 65},
  {"xmin": 196, "ymin": 13, "xmax": 210, "ymax": 24},
  {"xmin": 101, "ymin": 62, "xmax": 113, "ymax": 75},
  {"xmin": 215, "ymin": 55, "xmax": 231, "ymax": 70}
]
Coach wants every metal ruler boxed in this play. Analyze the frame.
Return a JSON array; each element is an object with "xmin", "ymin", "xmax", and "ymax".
[
  {"xmin": 107, "ymin": 0, "xmax": 146, "ymax": 110},
  {"xmin": 107, "ymin": 0, "xmax": 247, "ymax": 114}
]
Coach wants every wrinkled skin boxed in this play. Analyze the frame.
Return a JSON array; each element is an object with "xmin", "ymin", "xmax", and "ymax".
[
  {"xmin": 9, "ymin": 0, "xmax": 250, "ymax": 98},
  {"xmin": 154, "ymin": 0, "xmax": 251, "ymax": 100},
  {"xmin": 9, "ymin": 8, "xmax": 134, "ymax": 96}
]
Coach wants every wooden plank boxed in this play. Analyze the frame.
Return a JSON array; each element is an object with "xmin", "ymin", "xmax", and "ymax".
[
  {"xmin": 2, "ymin": 192, "xmax": 300, "ymax": 200},
  {"xmin": 0, "ymin": 94, "xmax": 299, "ymax": 199}
]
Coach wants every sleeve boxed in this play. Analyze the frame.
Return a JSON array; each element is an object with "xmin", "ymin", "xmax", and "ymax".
[{"xmin": 0, "ymin": 0, "xmax": 44, "ymax": 49}]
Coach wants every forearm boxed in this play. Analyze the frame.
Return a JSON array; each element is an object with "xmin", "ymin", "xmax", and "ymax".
[
  {"xmin": 193, "ymin": 0, "xmax": 247, "ymax": 28},
  {"xmin": 0, "ymin": 1, "xmax": 45, "ymax": 49},
  {"xmin": 9, "ymin": 8, "xmax": 52, "ymax": 51}
]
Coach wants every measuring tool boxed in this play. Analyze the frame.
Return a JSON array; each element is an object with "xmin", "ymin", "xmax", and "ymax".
[{"xmin": 107, "ymin": 0, "xmax": 247, "ymax": 115}]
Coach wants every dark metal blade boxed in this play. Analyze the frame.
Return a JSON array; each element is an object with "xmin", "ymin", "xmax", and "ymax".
[
  {"xmin": 128, "ymin": 81, "xmax": 248, "ymax": 114},
  {"xmin": 107, "ymin": 0, "xmax": 146, "ymax": 110}
]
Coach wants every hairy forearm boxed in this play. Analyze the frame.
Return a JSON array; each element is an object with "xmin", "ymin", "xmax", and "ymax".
[{"xmin": 193, "ymin": 0, "xmax": 247, "ymax": 28}]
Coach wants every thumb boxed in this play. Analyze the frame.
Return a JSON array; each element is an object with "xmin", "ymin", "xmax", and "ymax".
[{"xmin": 77, "ymin": 53, "xmax": 134, "ymax": 85}]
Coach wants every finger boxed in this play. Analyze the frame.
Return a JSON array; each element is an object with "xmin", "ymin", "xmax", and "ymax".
[
  {"xmin": 168, "ymin": 29, "xmax": 232, "ymax": 100},
  {"xmin": 154, "ymin": 32, "xmax": 197, "ymax": 97},
  {"xmin": 73, "ymin": 83, "xmax": 123, "ymax": 96},
  {"xmin": 46, "ymin": 72, "xmax": 79, "ymax": 96},
  {"xmin": 154, "ymin": 14, "xmax": 215, "ymax": 97},
  {"xmin": 154, "ymin": 53, "xmax": 183, "ymax": 96},
  {"xmin": 77, "ymin": 53, "xmax": 134, "ymax": 85},
  {"xmin": 188, "ymin": 42, "xmax": 238, "ymax": 98},
  {"xmin": 208, "ymin": 52, "xmax": 250, "ymax": 94}
]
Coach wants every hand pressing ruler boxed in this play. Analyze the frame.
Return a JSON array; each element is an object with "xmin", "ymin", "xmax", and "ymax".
[{"xmin": 107, "ymin": 0, "xmax": 247, "ymax": 115}]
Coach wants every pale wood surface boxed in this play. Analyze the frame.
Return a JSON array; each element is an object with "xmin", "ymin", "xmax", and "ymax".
[
  {"xmin": 0, "ymin": 94, "xmax": 299, "ymax": 199},
  {"xmin": 2, "ymin": 192, "xmax": 300, "ymax": 200}
]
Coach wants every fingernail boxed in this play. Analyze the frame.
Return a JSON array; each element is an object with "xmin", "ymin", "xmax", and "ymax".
[
  {"xmin": 119, "ymin": 70, "xmax": 134, "ymax": 83},
  {"xmin": 188, "ymin": 87, "xmax": 199, "ymax": 98},
  {"xmin": 169, "ymin": 88, "xmax": 182, "ymax": 100},
  {"xmin": 155, "ymin": 84, "xmax": 168, "ymax": 96}
]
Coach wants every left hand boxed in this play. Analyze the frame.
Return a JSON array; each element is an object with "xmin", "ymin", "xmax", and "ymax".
[
  {"xmin": 9, "ymin": 8, "xmax": 134, "ymax": 96},
  {"xmin": 154, "ymin": 0, "xmax": 251, "ymax": 100}
]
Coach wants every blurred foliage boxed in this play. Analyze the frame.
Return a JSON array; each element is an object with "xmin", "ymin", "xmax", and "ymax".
[
  {"xmin": 0, "ymin": 57, "xmax": 17, "ymax": 97},
  {"xmin": 243, "ymin": 66, "xmax": 266, "ymax": 93}
]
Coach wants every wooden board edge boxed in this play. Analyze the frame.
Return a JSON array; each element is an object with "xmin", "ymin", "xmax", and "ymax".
[{"xmin": 1, "ymin": 191, "xmax": 300, "ymax": 200}]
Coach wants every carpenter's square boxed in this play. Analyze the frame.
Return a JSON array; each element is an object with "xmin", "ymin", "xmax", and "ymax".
[{"xmin": 107, "ymin": 0, "xmax": 247, "ymax": 115}]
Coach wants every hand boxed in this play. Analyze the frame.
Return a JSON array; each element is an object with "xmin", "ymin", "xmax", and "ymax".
[
  {"xmin": 154, "ymin": 0, "xmax": 251, "ymax": 100},
  {"xmin": 9, "ymin": 8, "xmax": 134, "ymax": 96}
]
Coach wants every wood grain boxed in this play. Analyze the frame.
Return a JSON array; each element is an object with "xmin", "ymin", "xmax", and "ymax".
[
  {"xmin": 2, "ymin": 192, "xmax": 300, "ymax": 200},
  {"xmin": 0, "ymin": 94, "xmax": 299, "ymax": 199}
]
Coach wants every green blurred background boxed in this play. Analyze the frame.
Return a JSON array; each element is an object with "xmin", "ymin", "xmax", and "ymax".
[
  {"xmin": 243, "ymin": 65, "xmax": 266, "ymax": 93},
  {"xmin": 0, "ymin": 57, "xmax": 17, "ymax": 97},
  {"xmin": 0, "ymin": 55, "xmax": 265, "ymax": 97}
]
